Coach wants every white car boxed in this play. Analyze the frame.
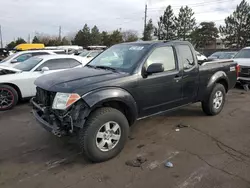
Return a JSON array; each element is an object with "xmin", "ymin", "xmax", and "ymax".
[
  {"xmin": 0, "ymin": 50, "xmax": 66, "ymax": 67},
  {"xmin": 78, "ymin": 50, "xmax": 103, "ymax": 64},
  {"xmin": 0, "ymin": 55, "xmax": 87, "ymax": 110},
  {"xmin": 195, "ymin": 51, "xmax": 207, "ymax": 62},
  {"xmin": 233, "ymin": 47, "xmax": 250, "ymax": 85}
]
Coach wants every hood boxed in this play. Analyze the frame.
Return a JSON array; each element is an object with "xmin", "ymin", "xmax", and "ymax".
[
  {"xmin": 233, "ymin": 58, "xmax": 250, "ymax": 66},
  {"xmin": 35, "ymin": 67, "xmax": 128, "ymax": 93},
  {"xmin": 0, "ymin": 65, "xmax": 21, "ymax": 72}
]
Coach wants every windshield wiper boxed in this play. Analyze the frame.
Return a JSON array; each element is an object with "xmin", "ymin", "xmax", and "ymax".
[
  {"xmin": 86, "ymin": 64, "xmax": 96, "ymax": 68},
  {"xmin": 95, "ymin": 65, "xmax": 118, "ymax": 72}
]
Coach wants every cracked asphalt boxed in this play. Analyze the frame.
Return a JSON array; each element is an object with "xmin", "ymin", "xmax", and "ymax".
[{"xmin": 0, "ymin": 88, "xmax": 250, "ymax": 188}]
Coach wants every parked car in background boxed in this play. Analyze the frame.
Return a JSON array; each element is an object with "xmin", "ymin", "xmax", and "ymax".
[
  {"xmin": 208, "ymin": 51, "xmax": 223, "ymax": 60},
  {"xmin": 0, "ymin": 50, "xmax": 65, "ymax": 67},
  {"xmin": 0, "ymin": 55, "xmax": 87, "ymax": 110},
  {"xmin": 219, "ymin": 51, "xmax": 238, "ymax": 59},
  {"xmin": 0, "ymin": 48, "xmax": 10, "ymax": 61},
  {"xmin": 195, "ymin": 51, "xmax": 207, "ymax": 63},
  {"xmin": 78, "ymin": 50, "xmax": 103, "ymax": 63},
  {"xmin": 208, "ymin": 51, "xmax": 237, "ymax": 61},
  {"xmin": 31, "ymin": 41, "xmax": 238, "ymax": 162},
  {"xmin": 233, "ymin": 47, "xmax": 250, "ymax": 85}
]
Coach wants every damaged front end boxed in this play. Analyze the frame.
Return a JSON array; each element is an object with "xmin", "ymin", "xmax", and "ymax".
[{"xmin": 31, "ymin": 87, "xmax": 89, "ymax": 137}]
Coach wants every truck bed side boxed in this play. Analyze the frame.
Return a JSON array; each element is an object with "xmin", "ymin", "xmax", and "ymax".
[{"xmin": 196, "ymin": 60, "xmax": 237, "ymax": 101}]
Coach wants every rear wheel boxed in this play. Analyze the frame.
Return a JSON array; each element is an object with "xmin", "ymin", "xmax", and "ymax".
[
  {"xmin": 79, "ymin": 107, "xmax": 129, "ymax": 162},
  {"xmin": 202, "ymin": 83, "xmax": 226, "ymax": 116},
  {"xmin": 0, "ymin": 85, "xmax": 18, "ymax": 111}
]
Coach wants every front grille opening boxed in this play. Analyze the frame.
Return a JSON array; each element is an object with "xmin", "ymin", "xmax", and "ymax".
[{"xmin": 36, "ymin": 87, "xmax": 56, "ymax": 107}]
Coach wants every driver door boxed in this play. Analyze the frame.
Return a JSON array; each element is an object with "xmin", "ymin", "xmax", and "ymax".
[{"xmin": 136, "ymin": 45, "xmax": 183, "ymax": 117}]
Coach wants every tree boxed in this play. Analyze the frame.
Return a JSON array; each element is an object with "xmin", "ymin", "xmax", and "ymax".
[
  {"xmin": 109, "ymin": 30, "xmax": 123, "ymax": 46},
  {"xmin": 101, "ymin": 31, "xmax": 110, "ymax": 46},
  {"xmin": 91, "ymin": 25, "xmax": 102, "ymax": 45},
  {"xmin": 154, "ymin": 16, "xmax": 164, "ymax": 40},
  {"xmin": 6, "ymin": 38, "xmax": 26, "ymax": 49},
  {"xmin": 32, "ymin": 36, "xmax": 40, "ymax": 43},
  {"xmin": 72, "ymin": 24, "xmax": 91, "ymax": 47},
  {"xmin": 60, "ymin": 37, "xmax": 71, "ymax": 45},
  {"xmin": 175, "ymin": 6, "xmax": 196, "ymax": 40},
  {"xmin": 220, "ymin": 0, "xmax": 250, "ymax": 48},
  {"xmin": 122, "ymin": 30, "xmax": 138, "ymax": 42},
  {"xmin": 190, "ymin": 22, "xmax": 219, "ymax": 48},
  {"xmin": 143, "ymin": 19, "xmax": 154, "ymax": 41},
  {"xmin": 155, "ymin": 5, "xmax": 176, "ymax": 40}
]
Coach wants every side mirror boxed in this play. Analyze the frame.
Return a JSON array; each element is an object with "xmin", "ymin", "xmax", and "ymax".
[
  {"xmin": 146, "ymin": 63, "xmax": 164, "ymax": 74},
  {"xmin": 41, "ymin": 67, "xmax": 49, "ymax": 73},
  {"xmin": 87, "ymin": 55, "xmax": 92, "ymax": 58},
  {"xmin": 11, "ymin": 59, "xmax": 18, "ymax": 64}
]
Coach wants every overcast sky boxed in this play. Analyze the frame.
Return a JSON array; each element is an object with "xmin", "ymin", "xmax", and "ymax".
[{"xmin": 0, "ymin": 0, "xmax": 248, "ymax": 45}]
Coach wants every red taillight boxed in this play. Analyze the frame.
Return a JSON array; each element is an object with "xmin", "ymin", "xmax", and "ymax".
[{"xmin": 236, "ymin": 64, "xmax": 240, "ymax": 77}]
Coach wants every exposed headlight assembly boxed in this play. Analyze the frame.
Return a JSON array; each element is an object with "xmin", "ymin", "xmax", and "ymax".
[{"xmin": 52, "ymin": 92, "xmax": 81, "ymax": 110}]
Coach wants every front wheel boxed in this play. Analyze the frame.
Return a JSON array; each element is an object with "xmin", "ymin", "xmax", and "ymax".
[
  {"xmin": 0, "ymin": 84, "xmax": 18, "ymax": 111},
  {"xmin": 202, "ymin": 83, "xmax": 226, "ymax": 116},
  {"xmin": 79, "ymin": 107, "xmax": 129, "ymax": 162}
]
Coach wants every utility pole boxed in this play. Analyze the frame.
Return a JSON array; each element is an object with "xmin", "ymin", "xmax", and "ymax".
[
  {"xmin": 28, "ymin": 34, "xmax": 30, "ymax": 43},
  {"xmin": 59, "ymin": 26, "xmax": 62, "ymax": 41},
  {"xmin": 0, "ymin": 25, "xmax": 3, "ymax": 48},
  {"xmin": 143, "ymin": 4, "xmax": 147, "ymax": 39}
]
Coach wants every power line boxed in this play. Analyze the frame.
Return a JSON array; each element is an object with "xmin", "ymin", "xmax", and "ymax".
[{"xmin": 147, "ymin": 0, "xmax": 233, "ymax": 11}]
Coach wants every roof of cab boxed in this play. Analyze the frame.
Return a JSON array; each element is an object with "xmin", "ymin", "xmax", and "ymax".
[
  {"xmin": 121, "ymin": 40, "xmax": 192, "ymax": 46},
  {"xmin": 32, "ymin": 54, "xmax": 83, "ymax": 61}
]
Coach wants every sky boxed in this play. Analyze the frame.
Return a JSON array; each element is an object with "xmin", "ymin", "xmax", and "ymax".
[{"xmin": 0, "ymin": 0, "xmax": 248, "ymax": 46}]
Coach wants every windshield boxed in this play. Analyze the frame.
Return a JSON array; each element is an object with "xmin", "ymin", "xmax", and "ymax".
[
  {"xmin": 234, "ymin": 49, "xmax": 250, "ymax": 59},
  {"xmin": 0, "ymin": 53, "xmax": 17, "ymax": 63},
  {"xmin": 14, "ymin": 57, "xmax": 43, "ymax": 71},
  {"xmin": 88, "ymin": 44, "xmax": 149, "ymax": 73},
  {"xmin": 79, "ymin": 50, "xmax": 89, "ymax": 57}
]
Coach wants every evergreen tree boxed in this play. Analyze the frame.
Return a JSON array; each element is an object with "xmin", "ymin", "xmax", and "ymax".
[
  {"xmin": 143, "ymin": 19, "xmax": 154, "ymax": 41},
  {"xmin": 175, "ymin": 6, "xmax": 196, "ymax": 40},
  {"xmin": 220, "ymin": 0, "xmax": 250, "ymax": 47}
]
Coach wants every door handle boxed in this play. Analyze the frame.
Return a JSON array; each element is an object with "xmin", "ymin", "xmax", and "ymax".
[{"xmin": 174, "ymin": 75, "xmax": 182, "ymax": 82}]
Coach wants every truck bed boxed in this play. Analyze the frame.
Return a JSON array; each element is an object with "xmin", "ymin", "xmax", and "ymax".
[{"xmin": 197, "ymin": 59, "xmax": 237, "ymax": 101}]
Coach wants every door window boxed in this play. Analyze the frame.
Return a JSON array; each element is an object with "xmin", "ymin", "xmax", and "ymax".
[
  {"xmin": 66, "ymin": 58, "xmax": 81, "ymax": 67},
  {"xmin": 145, "ymin": 46, "xmax": 176, "ymax": 72},
  {"xmin": 15, "ymin": 54, "xmax": 32, "ymax": 62},
  {"xmin": 177, "ymin": 45, "xmax": 195, "ymax": 70},
  {"xmin": 36, "ymin": 58, "xmax": 71, "ymax": 71}
]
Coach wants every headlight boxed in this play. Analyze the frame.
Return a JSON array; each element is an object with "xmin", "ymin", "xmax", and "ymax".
[{"xmin": 52, "ymin": 92, "xmax": 81, "ymax": 110}]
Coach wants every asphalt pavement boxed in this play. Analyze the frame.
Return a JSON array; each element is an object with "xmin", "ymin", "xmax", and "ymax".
[{"xmin": 0, "ymin": 88, "xmax": 250, "ymax": 188}]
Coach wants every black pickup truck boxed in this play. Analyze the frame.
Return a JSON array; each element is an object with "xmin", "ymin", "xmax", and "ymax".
[{"xmin": 31, "ymin": 41, "xmax": 238, "ymax": 162}]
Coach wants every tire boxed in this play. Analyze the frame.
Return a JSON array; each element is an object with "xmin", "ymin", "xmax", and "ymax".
[
  {"xmin": 79, "ymin": 107, "xmax": 129, "ymax": 162},
  {"xmin": 202, "ymin": 83, "xmax": 226, "ymax": 116},
  {"xmin": 0, "ymin": 84, "xmax": 18, "ymax": 111}
]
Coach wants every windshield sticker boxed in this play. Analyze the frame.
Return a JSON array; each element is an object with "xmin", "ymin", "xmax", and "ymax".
[{"xmin": 129, "ymin": 46, "xmax": 144, "ymax": 51}]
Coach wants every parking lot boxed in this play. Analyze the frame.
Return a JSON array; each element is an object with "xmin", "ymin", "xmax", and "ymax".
[{"xmin": 0, "ymin": 88, "xmax": 250, "ymax": 188}]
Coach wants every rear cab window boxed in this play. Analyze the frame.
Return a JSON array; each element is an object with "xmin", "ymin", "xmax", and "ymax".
[{"xmin": 176, "ymin": 45, "xmax": 195, "ymax": 70}]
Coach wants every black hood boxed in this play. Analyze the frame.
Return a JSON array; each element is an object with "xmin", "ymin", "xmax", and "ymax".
[{"xmin": 35, "ymin": 67, "xmax": 128, "ymax": 93}]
